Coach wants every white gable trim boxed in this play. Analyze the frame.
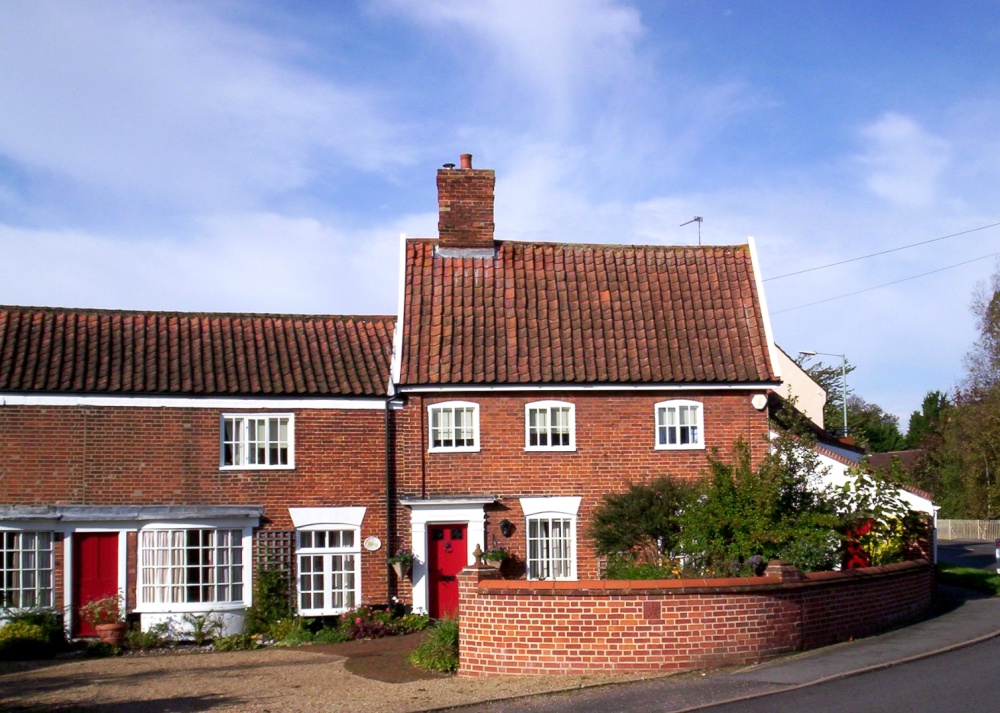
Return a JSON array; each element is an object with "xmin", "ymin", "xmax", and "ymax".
[
  {"xmin": 388, "ymin": 232, "xmax": 408, "ymax": 396},
  {"xmin": 747, "ymin": 236, "xmax": 782, "ymax": 382}
]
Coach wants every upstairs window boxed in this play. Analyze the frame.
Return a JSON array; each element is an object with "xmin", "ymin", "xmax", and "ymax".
[
  {"xmin": 428, "ymin": 402, "xmax": 480, "ymax": 452},
  {"xmin": 525, "ymin": 401, "xmax": 575, "ymax": 451},
  {"xmin": 221, "ymin": 414, "xmax": 293, "ymax": 468},
  {"xmin": 655, "ymin": 400, "xmax": 704, "ymax": 450}
]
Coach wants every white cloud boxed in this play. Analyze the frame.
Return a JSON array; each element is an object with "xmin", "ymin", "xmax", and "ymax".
[
  {"xmin": 0, "ymin": 1, "xmax": 408, "ymax": 211},
  {"xmin": 856, "ymin": 112, "xmax": 952, "ymax": 207},
  {"xmin": 0, "ymin": 210, "xmax": 432, "ymax": 316},
  {"xmin": 383, "ymin": 0, "xmax": 644, "ymax": 128}
]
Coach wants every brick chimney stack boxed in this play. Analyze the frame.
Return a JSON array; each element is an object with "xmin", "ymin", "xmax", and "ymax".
[{"xmin": 437, "ymin": 153, "xmax": 495, "ymax": 249}]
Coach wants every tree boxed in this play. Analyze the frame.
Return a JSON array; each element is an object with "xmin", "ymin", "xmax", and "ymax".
[
  {"xmin": 847, "ymin": 396, "xmax": 905, "ymax": 453},
  {"xmin": 796, "ymin": 357, "xmax": 904, "ymax": 451},
  {"xmin": 905, "ymin": 390, "xmax": 951, "ymax": 449},
  {"xmin": 796, "ymin": 357, "xmax": 856, "ymax": 437},
  {"xmin": 963, "ymin": 267, "xmax": 1000, "ymax": 396}
]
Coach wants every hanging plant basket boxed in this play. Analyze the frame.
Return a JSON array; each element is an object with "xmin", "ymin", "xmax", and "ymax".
[{"xmin": 392, "ymin": 561, "xmax": 411, "ymax": 579}]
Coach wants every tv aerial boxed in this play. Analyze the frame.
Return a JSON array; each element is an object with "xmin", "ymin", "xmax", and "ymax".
[{"xmin": 680, "ymin": 216, "xmax": 703, "ymax": 245}]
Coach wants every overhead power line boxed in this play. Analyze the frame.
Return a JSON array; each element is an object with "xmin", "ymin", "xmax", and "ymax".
[
  {"xmin": 771, "ymin": 250, "xmax": 1000, "ymax": 315},
  {"xmin": 764, "ymin": 221, "xmax": 1000, "ymax": 282}
]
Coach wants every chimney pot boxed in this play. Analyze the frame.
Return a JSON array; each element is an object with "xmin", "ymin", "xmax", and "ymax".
[{"xmin": 437, "ymin": 154, "xmax": 495, "ymax": 249}]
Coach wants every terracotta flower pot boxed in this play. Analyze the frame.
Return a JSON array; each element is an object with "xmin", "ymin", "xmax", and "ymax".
[
  {"xmin": 94, "ymin": 622, "xmax": 128, "ymax": 646},
  {"xmin": 486, "ymin": 559, "xmax": 503, "ymax": 568}
]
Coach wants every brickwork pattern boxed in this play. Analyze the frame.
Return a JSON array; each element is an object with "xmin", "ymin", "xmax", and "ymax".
[
  {"xmin": 393, "ymin": 391, "xmax": 769, "ymax": 580},
  {"xmin": 0, "ymin": 405, "xmax": 392, "ymax": 608},
  {"xmin": 457, "ymin": 560, "xmax": 934, "ymax": 676}
]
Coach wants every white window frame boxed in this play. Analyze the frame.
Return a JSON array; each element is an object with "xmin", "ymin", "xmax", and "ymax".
[
  {"xmin": 524, "ymin": 400, "xmax": 576, "ymax": 452},
  {"xmin": 654, "ymin": 399, "xmax": 705, "ymax": 450},
  {"xmin": 220, "ymin": 413, "xmax": 295, "ymax": 469},
  {"xmin": 295, "ymin": 526, "xmax": 362, "ymax": 616},
  {"xmin": 0, "ymin": 531, "xmax": 54, "ymax": 609},
  {"xmin": 520, "ymin": 497, "xmax": 581, "ymax": 581},
  {"xmin": 136, "ymin": 526, "xmax": 250, "ymax": 611},
  {"xmin": 427, "ymin": 401, "xmax": 480, "ymax": 453}
]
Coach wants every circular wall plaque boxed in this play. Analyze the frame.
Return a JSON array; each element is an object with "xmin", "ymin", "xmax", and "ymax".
[{"xmin": 363, "ymin": 536, "xmax": 382, "ymax": 552}]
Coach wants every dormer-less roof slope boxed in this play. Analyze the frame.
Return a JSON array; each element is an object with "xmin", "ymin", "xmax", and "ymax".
[
  {"xmin": 399, "ymin": 240, "xmax": 778, "ymax": 386},
  {"xmin": 0, "ymin": 306, "xmax": 394, "ymax": 397}
]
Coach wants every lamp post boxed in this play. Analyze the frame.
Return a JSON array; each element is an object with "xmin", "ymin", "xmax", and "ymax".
[{"xmin": 799, "ymin": 350, "xmax": 848, "ymax": 438}]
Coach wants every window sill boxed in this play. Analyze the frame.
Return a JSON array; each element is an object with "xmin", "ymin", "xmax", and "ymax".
[
  {"xmin": 219, "ymin": 464, "xmax": 296, "ymax": 471},
  {"xmin": 427, "ymin": 447, "xmax": 481, "ymax": 454},
  {"xmin": 524, "ymin": 446, "xmax": 577, "ymax": 453},
  {"xmin": 654, "ymin": 444, "xmax": 706, "ymax": 451},
  {"xmin": 133, "ymin": 601, "xmax": 248, "ymax": 614}
]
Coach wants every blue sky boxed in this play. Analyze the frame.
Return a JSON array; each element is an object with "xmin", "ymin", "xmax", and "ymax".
[{"xmin": 3, "ymin": 1, "xmax": 1000, "ymax": 428}]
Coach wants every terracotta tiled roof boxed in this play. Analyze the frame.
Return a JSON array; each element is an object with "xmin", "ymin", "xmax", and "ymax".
[
  {"xmin": 0, "ymin": 306, "xmax": 394, "ymax": 397},
  {"xmin": 399, "ymin": 240, "xmax": 777, "ymax": 386}
]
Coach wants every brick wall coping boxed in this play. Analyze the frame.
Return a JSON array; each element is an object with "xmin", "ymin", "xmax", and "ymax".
[{"xmin": 475, "ymin": 559, "xmax": 931, "ymax": 596}]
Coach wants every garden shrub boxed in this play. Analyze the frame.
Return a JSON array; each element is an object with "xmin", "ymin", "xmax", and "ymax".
[
  {"xmin": 125, "ymin": 621, "xmax": 172, "ymax": 650},
  {"xmin": 213, "ymin": 633, "xmax": 260, "ymax": 651},
  {"xmin": 0, "ymin": 608, "xmax": 66, "ymax": 659},
  {"xmin": 244, "ymin": 566, "xmax": 293, "ymax": 636},
  {"xmin": 591, "ymin": 477, "xmax": 691, "ymax": 567},
  {"xmin": 409, "ymin": 616, "xmax": 459, "ymax": 673},
  {"xmin": 0, "ymin": 621, "xmax": 52, "ymax": 660}
]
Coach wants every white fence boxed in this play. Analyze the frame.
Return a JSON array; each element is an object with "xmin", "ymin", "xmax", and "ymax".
[{"xmin": 937, "ymin": 519, "xmax": 1000, "ymax": 541}]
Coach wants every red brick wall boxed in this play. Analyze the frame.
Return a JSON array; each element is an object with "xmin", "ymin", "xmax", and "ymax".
[
  {"xmin": 0, "ymin": 404, "xmax": 391, "ymax": 607},
  {"xmin": 393, "ymin": 391, "xmax": 768, "ymax": 579},
  {"xmin": 457, "ymin": 560, "xmax": 934, "ymax": 676}
]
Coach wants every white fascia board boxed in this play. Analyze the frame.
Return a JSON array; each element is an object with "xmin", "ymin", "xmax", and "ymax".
[
  {"xmin": 0, "ymin": 394, "xmax": 386, "ymax": 410},
  {"xmin": 388, "ymin": 232, "xmax": 408, "ymax": 396},
  {"xmin": 396, "ymin": 382, "xmax": 779, "ymax": 394},
  {"xmin": 747, "ymin": 236, "xmax": 782, "ymax": 383}
]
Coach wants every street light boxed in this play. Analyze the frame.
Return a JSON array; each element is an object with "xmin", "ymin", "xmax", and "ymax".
[{"xmin": 799, "ymin": 350, "xmax": 848, "ymax": 438}]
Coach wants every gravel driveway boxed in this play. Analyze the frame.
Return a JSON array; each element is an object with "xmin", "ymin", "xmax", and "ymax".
[{"xmin": 0, "ymin": 636, "xmax": 649, "ymax": 713}]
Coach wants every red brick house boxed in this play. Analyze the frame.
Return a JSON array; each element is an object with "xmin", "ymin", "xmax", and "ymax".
[{"xmin": 0, "ymin": 154, "xmax": 783, "ymax": 630}]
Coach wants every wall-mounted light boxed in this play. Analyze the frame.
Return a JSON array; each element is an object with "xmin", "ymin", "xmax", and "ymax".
[{"xmin": 499, "ymin": 519, "xmax": 515, "ymax": 538}]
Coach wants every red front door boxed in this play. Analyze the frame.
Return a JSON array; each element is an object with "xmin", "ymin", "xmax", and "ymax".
[
  {"xmin": 73, "ymin": 532, "xmax": 119, "ymax": 636},
  {"xmin": 428, "ymin": 524, "xmax": 467, "ymax": 619}
]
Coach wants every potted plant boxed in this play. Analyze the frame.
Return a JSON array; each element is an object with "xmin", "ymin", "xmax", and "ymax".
[
  {"xmin": 80, "ymin": 593, "xmax": 128, "ymax": 646},
  {"xmin": 483, "ymin": 545, "xmax": 510, "ymax": 569},
  {"xmin": 387, "ymin": 548, "xmax": 414, "ymax": 579}
]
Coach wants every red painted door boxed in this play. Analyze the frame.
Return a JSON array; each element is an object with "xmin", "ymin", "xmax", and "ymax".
[
  {"xmin": 428, "ymin": 524, "xmax": 467, "ymax": 619},
  {"xmin": 73, "ymin": 532, "xmax": 119, "ymax": 636}
]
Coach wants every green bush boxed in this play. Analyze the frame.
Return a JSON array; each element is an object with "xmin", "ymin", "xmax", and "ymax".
[
  {"xmin": 125, "ymin": 622, "xmax": 172, "ymax": 650},
  {"xmin": 591, "ymin": 477, "xmax": 691, "ymax": 566},
  {"xmin": 312, "ymin": 626, "xmax": 351, "ymax": 644},
  {"xmin": 389, "ymin": 612, "xmax": 430, "ymax": 635},
  {"xmin": 0, "ymin": 621, "xmax": 53, "ymax": 660},
  {"xmin": 244, "ymin": 566, "xmax": 293, "ymax": 636},
  {"xmin": 409, "ymin": 616, "xmax": 459, "ymax": 673},
  {"xmin": 213, "ymin": 633, "xmax": 260, "ymax": 652},
  {"xmin": 0, "ymin": 608, "xmax": 66, "ymax": 660}
]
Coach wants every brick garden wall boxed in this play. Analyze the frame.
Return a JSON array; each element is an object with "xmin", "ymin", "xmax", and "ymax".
[{"xmin": 457, "ymin": 559, "xmax": 934, "ymax": 676}]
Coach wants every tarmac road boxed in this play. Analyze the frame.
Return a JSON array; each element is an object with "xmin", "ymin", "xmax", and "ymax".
[{"xmin": 449, "ymin": 541, "xmax": 1000, "ymax": 713}]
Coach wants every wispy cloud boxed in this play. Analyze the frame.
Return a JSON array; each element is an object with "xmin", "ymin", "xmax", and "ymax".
[
  {"xmin": 856, "ymin": 112, "xmax": 952, "ymax": 207},
  {"xmin": 0, "ymin": 1, "xmax": 408, "ymax": 215}
]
